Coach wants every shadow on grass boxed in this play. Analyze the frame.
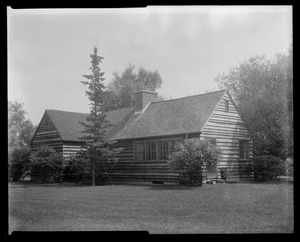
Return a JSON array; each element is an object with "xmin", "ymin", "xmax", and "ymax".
[
  {"xmin": 11, "ymin": 180, "xmax": 293, "ymax": 190},
  {"xmin": 8, "ymin": 181, "xmax": 90, "ymax": 188},
  {"xmin": 251, "ymin": 180, "xmax": 293, "ymax": 185},
  {"xmin": 145, "ymin": 184, "xmax": 196, "ymax": 190},
  {"xmin": 250, "ymin": 176, "xmax": 293, "ymax": 185},
  {"xmin": 8, "ymin": 182, "xmax": 199, "ymax": 191}
]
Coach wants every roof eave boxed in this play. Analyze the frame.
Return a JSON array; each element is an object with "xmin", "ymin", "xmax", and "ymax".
[{"xmin": 112, "ymin": 131, "xmax": 202, "ymax": 141}]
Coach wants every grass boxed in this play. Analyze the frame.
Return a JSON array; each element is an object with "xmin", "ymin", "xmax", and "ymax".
[{"xmin": 8, "ymin": 182, "xmax": 293, "ymax": 234}]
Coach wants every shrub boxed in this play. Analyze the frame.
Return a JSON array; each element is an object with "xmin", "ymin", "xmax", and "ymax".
[
  {"xmin": 219, "ymin": 168, "xmax": 228, "ymax": 181},
  {"xmin": 29, "ymin": 146, "xmax": 64, "ymax": 182},
  {"xmin": 75, "ymin": 143, "xmax": 122, "ymax": 185},
  {"xmin": 62, "ymin": 152, "xmax": 89, "ymax": 183},
  {"xmin": 253, "ymin": 155, "xmax": 286, "ymax": 181},
  {"xmin": 9, "ymin": 146, "xmax": 31, "ymax": 181},
  {"xmin": 168, "ymin": 138, "xmax": 222, "ymax": 186}
]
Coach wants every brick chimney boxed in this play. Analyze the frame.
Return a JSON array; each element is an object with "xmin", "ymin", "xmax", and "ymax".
[{"xmin": 134, "ymin": 90, "xmax": 158, "ymax": 112}]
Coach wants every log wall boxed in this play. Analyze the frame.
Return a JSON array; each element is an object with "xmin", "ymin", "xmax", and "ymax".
[
  {"xmin": 30, "ymin": 112, "xmax": 63, "ymax": 152},
  {"xmin": 31, "ymin": 94, "xmax": 254, "ymax": 185},
  {"xmin": 201, "ymin": 93, "xmax": 254, "ymax": 181},
  {"xmin": 108, "ymin": 133, "xmax": 200, "ymax": 185},
  {"xmin": 62, "ymin": 141, "xmax": 85, "ymax": 156}
]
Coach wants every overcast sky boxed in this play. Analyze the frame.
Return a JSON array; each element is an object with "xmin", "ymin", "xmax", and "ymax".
[{"xmin": 8, "ymin": 6, "xmax": 292, "ymax": 125}]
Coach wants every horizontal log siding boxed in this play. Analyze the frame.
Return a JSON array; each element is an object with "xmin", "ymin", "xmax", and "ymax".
[
  {"xmin": 62, "ymin": 141, "xmax": 86, "ymax": 156},
  {"xmin": 30, "ymin": 113, "xmax": 63, "ymax": 152},
  {"xmin": 201, "ymin": 93, "xmax": 254, "ymax": 182},
  {"xmin": 104, "ymin": 161, "xmax": 181, "ymax": 185},
  {"xmin": 108, "ymin": 133, "xmax": 200, "ymax": 185},
  {"xmin": 113, "ymin": 139, "xmax": 134, "ymax": 162}
]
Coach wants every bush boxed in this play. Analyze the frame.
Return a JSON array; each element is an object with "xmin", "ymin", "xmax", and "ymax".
[
  {"xmin": 253, "ymin": 155, "xmax": 286, "ymax": 181},
  {"xmin": 9, "ymin": 146, "xmax": 31, "ymax": 181},
  {"xmin": 219, "ymin": 168, "xmax": 228, "ymax": 181},
  {"xmin": 62, "ymin": 149, "xmax": 117, "ymax": 185},
  {"xmin": 168, "ymin": 138, "xmax": 222, "ymax": 186},
  {"xmin": 29, "ymin": 146, "xmax": 64, "ymax": 182},
  {"xmin": 62, "ymin": 153, "xmax": 88, "ymax": 183}
]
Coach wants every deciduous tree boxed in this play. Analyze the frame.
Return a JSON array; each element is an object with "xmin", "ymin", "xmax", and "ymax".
[
  {"xmin": 29, "ymin": 145, "xmax": 64, "ymax": 183},
  {"xmin": 9, "ymin": 146, "xmax": 31, "ymax": 181},
  {"xmin": 215, "ymin": 45, "xmax": 293, "ymax": 159},
  {"xmin": 8, "ymin": 101, "xmax": 36, "ymax": 162},
  {"xmin": 104, "ymin": 64, "xmax": 164, "ymax": 111}
]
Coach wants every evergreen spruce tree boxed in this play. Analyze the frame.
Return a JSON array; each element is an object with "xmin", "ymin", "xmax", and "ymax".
[{"xmin": 80, "ymin": 46, "xmax": 122, "ymax": 186}]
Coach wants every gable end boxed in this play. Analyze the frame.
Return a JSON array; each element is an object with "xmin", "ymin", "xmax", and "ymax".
[
  {"xmin": 202, "ymin": 92, "xmax": 252, "ymax": 138},
  {"xmin": 201, "ymin": 92, "xmax": 254, "ymax": 181},
  {"xmin": 30, "ymin": 111, "xmax": 63, "ymax": 152}
]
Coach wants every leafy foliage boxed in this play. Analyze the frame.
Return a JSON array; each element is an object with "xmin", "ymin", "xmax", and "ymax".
[
  {"xmin": 29, "ymin": 146, "xmax": 64, "ymax": 182},
  {"xmin": 168, "ymin": 139, "xmax": 222, "ymax": 186},
  {"xmin": 62, "ymin": 153, "xmax": 89, "ymax": 183},
  {"xmin": 77, "ymin": 141, "xmax": 123, "ymax": 184},
  {"xmin": 253, "ymin": 155, "xmax": 285, "ymax": 181},
  {"xmin": 219, "ymin": 168, "xmax": 228, "ymax": 181},
  {"xmin": 104, "ymin": 64, "xmax": 164, "ymax": 111},
  {"xmin": 8, "ymin": 101, "xmax": 36, "ymax": 163},
  {"xmin": 9, "ymin": 146, "xmax": 31, "ymax": 181},
  {"xmin": 80, "ymin": 46, "xmax": 123, "ymax": 185},
  {"xmin": 215, "ymin": 45, "xmax": 293, "ymax": 159},
  {"xmin": 8, "ymin": 101, "xmax": 26, "ymax": 127}
]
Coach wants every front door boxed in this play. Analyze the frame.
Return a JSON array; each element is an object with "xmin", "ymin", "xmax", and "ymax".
[
  {"xmin": 205, "ymin": 138, "xmax": 218, "ymax": 180},
  {"xmin": 206, "ymin": 163, "xmax": 218, "ymax": 179}
]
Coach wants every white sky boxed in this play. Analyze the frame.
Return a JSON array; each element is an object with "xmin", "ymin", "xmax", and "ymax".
[{"xmin": 8, "ymin": 6, "xmax": 292, "ymax": 125}]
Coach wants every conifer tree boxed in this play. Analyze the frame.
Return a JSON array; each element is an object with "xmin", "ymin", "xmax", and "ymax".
[{"xmin": 80, "ymin": 46, "xmax": 122, "ymax": 186}]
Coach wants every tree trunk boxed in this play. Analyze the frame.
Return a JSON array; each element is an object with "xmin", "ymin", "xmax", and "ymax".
[{"xmin": 91, "ymin": 161, "xmax": 96, "ymax": 186}]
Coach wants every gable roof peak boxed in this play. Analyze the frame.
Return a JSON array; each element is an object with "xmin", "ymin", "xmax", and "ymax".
[
  {"xmin": 43, "ymin": 108, "xmax": 134, "ymax": 142},
  {"xmin": 45, "ymin": 109, "xmax": 88, "ymax": 115}
]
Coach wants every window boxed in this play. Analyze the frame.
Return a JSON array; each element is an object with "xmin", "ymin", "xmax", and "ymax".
[
  {"xmin": 206, "ymin": 138, "xmax": 216, "ymax": 146},
  {"xmin": 225, "ymin": 100, "xmax": 229, "ymax": 112},
  {"xmin": 151, "ymin": 142, "xmax": 156, "ymax": 160},
  {"xmin": 134, "ymin": 139, "xmax": 181, "ymax": 161},
  {"xmin": 163, "ymin": 141, "xmax": 169, "ymax": 160},
  {"xmin": 157, "ymin": 141, "xmax": 162, "ymax": 160},
  {"xmin": 145, "ymin": 142, "xmax": 150, "ymax": 160},
  {"xmin": 239, "ymin": 140, "xmax": 249, "ymax": 159},
  {"xmin": 134, "ymin": 142, "xmax": 144, "ymax": 161}
]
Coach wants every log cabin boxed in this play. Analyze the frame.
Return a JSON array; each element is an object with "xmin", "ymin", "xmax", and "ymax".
[{"xmin": 30, "ymin": 90, "xmax": 254, "ymax": 184}]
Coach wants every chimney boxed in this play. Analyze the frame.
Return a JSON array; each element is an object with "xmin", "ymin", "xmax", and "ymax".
[{"xmin": 134, "ymin": 90, "xmax": 158, "ymax": 112}]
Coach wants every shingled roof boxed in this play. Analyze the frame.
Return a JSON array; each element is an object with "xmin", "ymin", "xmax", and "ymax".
[
  {"xmin": 41, "ymin": 90, "xmax": 226, "ymax": 142},
  {"xmin": 45, "ymin": 108, "xmax": 134, "ymax": 142},
  {"xmin": 111, "ymin": 90, "xmax": 227, "ymax": 140}
]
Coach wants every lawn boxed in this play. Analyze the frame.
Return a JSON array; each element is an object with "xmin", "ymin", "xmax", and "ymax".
[{"xmin": 8, "ymin": 182, "xmax": 293, "ymax": 234}]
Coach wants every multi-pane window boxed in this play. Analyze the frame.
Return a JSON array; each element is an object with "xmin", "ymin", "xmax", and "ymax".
[
  {"xmin": 157, "ymin": 141, "xmax": 162, "ymax": 160},
  {"xmin": 134, "ymin": 139, "xmax": 181, "ymax": 161},
  {"xmin": 151, "ymin": 142, "xmax": 156, "ymax": 160},
  {"xmin": 239, "ymin": 140, "xmax": 249, "ymax": 159},
  {"xmin": 163, "ymin": 141, "xmax": 169, "ymax": 160},
  {"xmin": 134, "ymin": 142, "xmax": 144, "ymax": 160},
  {"xmin": 145, "ymin": 142, "xmax": 150, "ymax": 160}
]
